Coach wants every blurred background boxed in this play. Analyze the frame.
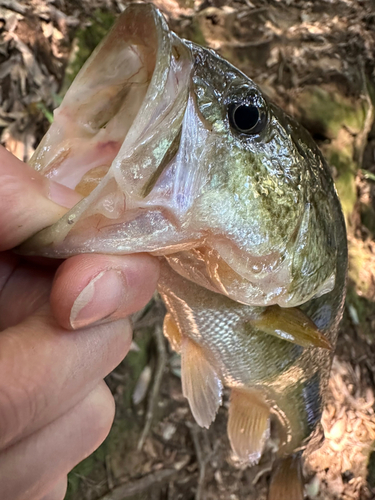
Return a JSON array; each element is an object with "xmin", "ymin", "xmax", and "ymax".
[{"xmin": 1, "ymin": 0, "xmax": 375, "ymax": 498}]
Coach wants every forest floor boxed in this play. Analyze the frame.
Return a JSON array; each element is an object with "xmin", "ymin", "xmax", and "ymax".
[{"xmin": 1, "ymin": 0, "xmax": 375, "ymax": 499}]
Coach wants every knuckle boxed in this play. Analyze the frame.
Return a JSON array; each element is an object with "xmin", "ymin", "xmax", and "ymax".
[
  {"xmin": 95, "ymin": 318, "xmax": 133, "ymax": 369},
  {"xmin": 82, "ymin": 382, "xmax": 115, "ymax": 446}
]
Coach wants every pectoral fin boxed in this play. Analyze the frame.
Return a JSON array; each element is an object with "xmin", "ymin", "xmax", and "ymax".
[
  {"xmin": 251, "ymin": 305, "xmax": 332, "ymax": 350},
  {"xmin": 228, "ymin": 388, "xmax": 270, "ymax": 465},
  {"xmin": 268, "ymin": 455, "xmax": 304, "ymax": 500},
  {"xmin": 181, "ymin": 338, "xmax": 223, "ymax": 429}
]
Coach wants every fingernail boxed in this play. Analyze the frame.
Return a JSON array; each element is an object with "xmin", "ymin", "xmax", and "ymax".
[
  {"xmin": 49, "ymin": 180, "xmax": 83, "ymax": 209},
  {"xmin": 70, "ymin": 269, "xmax": 125, "ymax": 329}
]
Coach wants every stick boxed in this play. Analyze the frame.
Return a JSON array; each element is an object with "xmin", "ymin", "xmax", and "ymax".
[{"xmin": 137, "ymin": 323, "xmax": 167, "ymax": 450}]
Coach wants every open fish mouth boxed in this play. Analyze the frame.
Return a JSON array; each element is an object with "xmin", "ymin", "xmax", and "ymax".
[
  {"xmin": 22, "ymin": 3, "xmax": 337, "ymax": 309},
  {"xmin": 29, "ymin": 4, "xmax": 192, "ymax": 201}
]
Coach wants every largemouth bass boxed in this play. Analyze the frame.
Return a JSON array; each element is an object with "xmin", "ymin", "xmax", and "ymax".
[{"xmin": 22, "ymin": 3, "xmax": 347, "ymax": 497}]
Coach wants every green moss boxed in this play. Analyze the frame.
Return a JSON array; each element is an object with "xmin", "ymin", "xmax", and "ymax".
[
  {"xmin": 296, "ymin": 85, "xmax": 371, "ymax": 221},
  {"xmin": 67, "ymin": 442, "xmax": 105, "ymax": 495},
  {"xmin": 329, "ymin": 149, "xmax": 357, "ymax": 219},
  {"xmin": 362, "ymin": 169, "xmax": 375, "ymax": 183},
  {"xmin": 36, "ymin": 102, "xmax": 54, "ymax": 123},
  {"xmin": 299, "ymin": 87, "xmax": 368, "ymax": 137},
  {"xmin": 185, "ymin": 17, "xmax": 206, "ymax": 47}
]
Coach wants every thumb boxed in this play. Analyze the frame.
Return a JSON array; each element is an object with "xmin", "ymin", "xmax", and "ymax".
[{"xmin": 0, "ymin": 146, "xmax": 82, "ymax": 250}]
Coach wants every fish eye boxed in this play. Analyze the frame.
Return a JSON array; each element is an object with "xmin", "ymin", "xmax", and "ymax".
[{"xmin": 228, "ymin": 102, "xmax": 267, "ymax": 136}]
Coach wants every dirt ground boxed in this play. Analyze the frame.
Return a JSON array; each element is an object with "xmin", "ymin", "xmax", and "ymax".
[{"xmin": 1, "ymin": 0, "xmax": 375, "ymax": 499}]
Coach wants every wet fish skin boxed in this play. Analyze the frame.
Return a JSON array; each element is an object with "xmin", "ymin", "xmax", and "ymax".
[
  {"xmin": 176, "ymin": 42, "xmax": 340, "ymax": 308},
  {"xmin": 20, "ymin": 3, "xmax": 348, "ymax": 495}
]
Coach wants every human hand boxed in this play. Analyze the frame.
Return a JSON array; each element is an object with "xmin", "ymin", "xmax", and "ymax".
[{"xmin": 0, "ymin": 146, "xmax": 160, "ymax": 500}]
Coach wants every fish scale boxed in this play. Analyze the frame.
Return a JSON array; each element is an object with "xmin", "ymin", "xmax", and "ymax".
[{"xmin": 159, "ymin": 260, "xmax": 305, "ymax": 386}]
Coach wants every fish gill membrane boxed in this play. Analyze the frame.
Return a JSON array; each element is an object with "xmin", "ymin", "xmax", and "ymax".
[{"xmin": 20, "ymin": 3, "xmax": 348, "ymax": 499}]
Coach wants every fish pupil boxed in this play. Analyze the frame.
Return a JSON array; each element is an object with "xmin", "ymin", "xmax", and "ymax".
[{"xmin": 229, "ymin": 103, "xmax": 265, "ymax": 135}]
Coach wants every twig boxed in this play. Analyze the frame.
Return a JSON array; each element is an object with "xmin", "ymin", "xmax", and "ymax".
[
  {"xmin": 98, "ymin": 469, "xmax": 179, "ymax": 500},
  {"xmin": 167, "ymin": 480, "xmax": 176, "ymax": 500},
  {"xmin": 220, "ymin": 36, "xmax": 274, "ymax": 48},
  {"xmin": 252, "ymin": 464, "xmax": 273, "ymax": 485},
  {"xmin": 137, "ymin": 324, "xmax": 167, "ymax": 450},
  {"xmin": 187, "ymin": 423, "xmax": 219, "ymax": 500},
  {"xmin": 243, "ymin": 0, "xmax": 256, "ymax": 8},
  {"xmin": 0, "ymin": 0, "xmax": 27, "ymax": 15},
  {"xmin": 105, "ymin": 454, "xmax": 114, "ymax": 490},
  {"xmin": 187, "ymin": 423, "xmax": 206, "ymax": 500},
  {"xmin": 354, "ymin": 60, "xmax": 374, "ymax": 166},
  {"xmin": 237, "ymin": 6, "xmax": 268, "ymax": 18},
  {"xmin": 115, "ymin": 0, "xmax": 126, "ymax": 13}
]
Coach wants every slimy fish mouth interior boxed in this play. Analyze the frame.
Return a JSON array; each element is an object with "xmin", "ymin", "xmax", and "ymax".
[
  {"xmin": 22, "ymin": 4, "xmax": 348, "ymax": 499},
  {"xmin": 32, "ymin": 8, "xmax": 157, "ymax": 193}
]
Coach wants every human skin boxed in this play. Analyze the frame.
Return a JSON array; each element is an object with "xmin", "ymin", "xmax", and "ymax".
[{"xmin": 0, "ymin": 146, "xmax": 160, "ymax": 500}]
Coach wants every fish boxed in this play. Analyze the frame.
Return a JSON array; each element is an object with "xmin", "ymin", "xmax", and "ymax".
[{"xmin": 21, "ymin": 3, "xmax": 348, "ymax": 498}]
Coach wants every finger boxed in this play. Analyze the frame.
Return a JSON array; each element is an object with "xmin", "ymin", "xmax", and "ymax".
[
  {"xmin": 0, "ymin": 253, "xmax": 54, "ymax": 330},
  {"xmin": 0, "ymin": 382, "xmax": 114, "ymax": 500},
  {"xmin": 0, "ymin": 308, "xmax": 131, "ymax": 451},
  {"xmin": 51, "ymin": 253, "xmax": 160, "ymax": 330},
  {"xmin": 0, "ymin": 146, "xmax": 81, "ymax": 250},
  {"xmin": 40, "ymin": 477, "xmax": 67, "ymax": 500}
]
